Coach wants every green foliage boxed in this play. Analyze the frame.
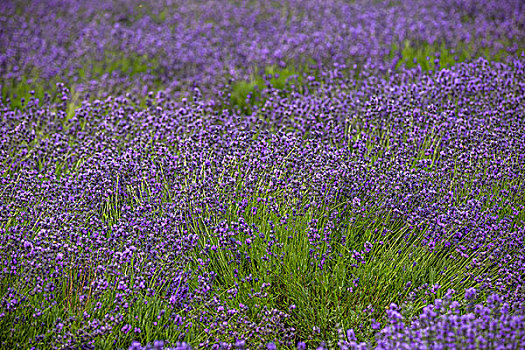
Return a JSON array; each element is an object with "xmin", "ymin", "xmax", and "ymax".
[
  {"xmin": 229, "ymin": 64, "xmax": 305, "ymax": 114},
  {"xmin": 82, "ymin": 52, "xmax": 159, "ymax": 79},
  {"xmin": 2, "ymin": 52, "xmax": 161, "ymax": 111},
  {"xmin": 1, "ymin": 73, "xmax": 47, "ymax": 110},
  {"xmin": 391, "ymin": 39, "xmax": 515, "ymax": 71}
]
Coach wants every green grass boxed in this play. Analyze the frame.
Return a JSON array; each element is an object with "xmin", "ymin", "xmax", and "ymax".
[
  {"xmin": 78, "ymin": 52, "xmax": 157, "ymax": 80},
  {"xmin": 390, "ymin": 39, "xmax": 518, "ymax": 71},
  {"xmin": 1, "ymin": 52, "xmax": 162, "ymax": 111},
  {"xmin": 228, "ymin": 64, "xmax": 309, "ymax": 114}
]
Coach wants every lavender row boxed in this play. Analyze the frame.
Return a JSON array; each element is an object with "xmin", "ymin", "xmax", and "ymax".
[
  {"xmin": 1, "ymin": 0, "xmax": 524, "ymax": 99},
  {"xmin": 1, "ymin": 58, "xmax": 524, "ymax": 347}
]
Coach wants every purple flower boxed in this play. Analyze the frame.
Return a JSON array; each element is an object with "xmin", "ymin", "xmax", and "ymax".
[
  {"xmin": 465, "ymin": 287, "xmax": 477, "ymax": 300},
  {"xmin": 371, "ymin": 319, "xmax": 381, "ymax": 330},
  {"xmin": 129, "ymin": 341, "xmax": 142, "ymax": 350},
  {"xmin": 121, "ymin": 324, "xmax": 132, "ymax": 334}
]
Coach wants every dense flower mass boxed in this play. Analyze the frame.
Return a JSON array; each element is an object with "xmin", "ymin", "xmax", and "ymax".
[
  {"xmin": 1, "ymin": 56, "xmax": 524, "ymax": 349},
  {"xmin": 1, "ymin": 0, "xmax": 524, "ymax": 98},
  {"xmin": 128, "ymin": 290, "xmax": 525, "ymax": 349},
  {"xmin": 1, "ymin": 0, "xmax": 525, "ymax": 349}
]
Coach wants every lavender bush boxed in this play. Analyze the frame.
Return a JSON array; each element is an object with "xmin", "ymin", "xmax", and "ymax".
[{"xmin": 1, "ymin": 0, "xmax": 524, "ymax": 349}]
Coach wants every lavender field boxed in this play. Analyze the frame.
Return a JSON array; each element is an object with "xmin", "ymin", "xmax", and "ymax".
[{"xmin": 1, "ymin": 0, "xmax": 525, "ymax": 349}]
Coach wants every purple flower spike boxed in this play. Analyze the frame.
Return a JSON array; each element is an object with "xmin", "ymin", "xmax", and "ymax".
[
  {"xmin": 121, "ymin": 324, "xmax": 132, "ymax": 334},
  {"xmin": 465, "ymin": 287, "xmax": 477, "ymax": 300}
]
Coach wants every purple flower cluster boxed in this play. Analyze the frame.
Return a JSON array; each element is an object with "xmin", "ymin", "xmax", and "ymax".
[
  {"xmin": 1, "ymin": 0, "xmax": 523, "ymax": 98},
  {"xmin": 370, "ymin": 291, "xmax": 525, "ymax": 349}
]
